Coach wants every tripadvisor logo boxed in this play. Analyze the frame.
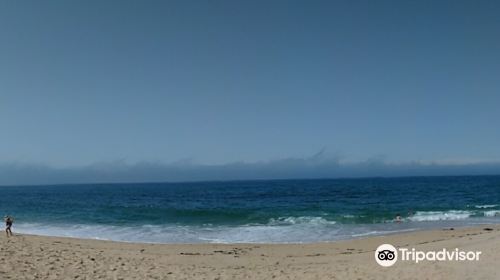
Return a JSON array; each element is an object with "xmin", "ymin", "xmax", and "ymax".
[
  {"xmin": 375, "ymin": 244, "xmax": 398, "ymax": 267},
  {"xmin": 375, "ymin": 244, "xmax": 482, "ymax": 267}
]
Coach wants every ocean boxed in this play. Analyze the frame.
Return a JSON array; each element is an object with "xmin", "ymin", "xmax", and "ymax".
[{"xmin": 1, "ymin": 175, "xmax": 500, "ymax": 243}]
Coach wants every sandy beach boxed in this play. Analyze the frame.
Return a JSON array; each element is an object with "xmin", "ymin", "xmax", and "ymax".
[{"xmin": 0, "ymin": 225, "xmax": 498, "ymax": 279}]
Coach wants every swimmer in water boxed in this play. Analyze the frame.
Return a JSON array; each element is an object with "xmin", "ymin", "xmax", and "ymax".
[{"xmin": 395, "ymin": 214, "xmax": 402, "ymax": 223}]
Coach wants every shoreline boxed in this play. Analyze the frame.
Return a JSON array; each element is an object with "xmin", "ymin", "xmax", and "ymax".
[
  {"xmin": 12, "ymin": 220, "xmax": 500, "ymax": 245},
  {"xmin": 8, "ymin": 224, "xmax": 478, "ymax": 245},
  {"xmin": 1, "ymin": 225, "xmax": 499, "ymax": 279},
  {"xmin": 12, "ymin": 215, "xmax": 500, "ymax": 245}
]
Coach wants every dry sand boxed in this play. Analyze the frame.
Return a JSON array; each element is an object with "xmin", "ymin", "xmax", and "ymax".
[{"xmin": 0, "ymin": 225, "xmax": 499, "ymax": 279}]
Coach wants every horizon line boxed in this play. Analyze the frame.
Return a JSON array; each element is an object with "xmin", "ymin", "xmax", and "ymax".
[{"xmin": 2, "ymin": 173, "xmax": 500, "ymax": 188}]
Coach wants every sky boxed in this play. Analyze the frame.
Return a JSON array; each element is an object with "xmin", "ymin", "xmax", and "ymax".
[{"xmin": 1, "ymin": 1, "xmax": 500, "ymax": 184}]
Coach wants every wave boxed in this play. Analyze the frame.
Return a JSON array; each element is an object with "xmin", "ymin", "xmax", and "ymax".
[
  {"xmin": 407, "ymin": 210, "xmax": 473, "ymax": 222},
  {"xmin": 484, "ymin": 210, "xmax": 500, "ymax": 217},
  {"xmin": 267, "ymin": 216, "xmax": 336, "ymax": 226},
  {"xmin": 351, "ymin": 228, "xmax": 416, "ymax": 237},
  {"xmin": 13, "ymin": 221, "xmax": 341, "ymax": 244},
  {"xmin": 11, "ymin": 215, "xmax": 408, "ymax": 244},
  {"xmin": 475, "ymin": 204, "xmax": 498, "ymax": 209},
  {"xmin": 11, "ymin": 212, "xmax": 500, "ymax": 243}
]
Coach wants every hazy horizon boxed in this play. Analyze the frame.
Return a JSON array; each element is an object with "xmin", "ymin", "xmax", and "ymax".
[{"xmin": 2, "ymin": 156, "xmax": 500, "ymax": 186}]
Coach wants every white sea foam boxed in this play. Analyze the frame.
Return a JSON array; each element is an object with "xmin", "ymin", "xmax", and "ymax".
[
  {"xmin": 475, "ymin": 204, "xmax": 498, "ymax": 209},
  {"xmin": 267, "ymin": 216, "xmax": 336, "ymax": 226},
  {"xmin": 341, "ymin": 214, "xmax": 366, "ymax": 219},
  {"xmin": 12, "ymin": 212, "xmax": 500, "ymax": 244},
  {"xmin": 13, "ymin": 221, "xmax": 341, "ymax": 244},
  {"xmin": 351, "ymin": 228, "xmax": 416, "ymax": 237},
  {"xmin": 342, "ymin": 214, "xmax": 355, "ymax": 218},
  {"xmin": 484, "ymin": 210, "xmax": 500, "ymax": 217},
  {"xmin": 407, "ymin": 210, "xmax": 473, "ymax": 222}
]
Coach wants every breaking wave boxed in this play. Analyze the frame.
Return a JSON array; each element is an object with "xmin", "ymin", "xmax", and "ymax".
[{"xmin": 407, "ymin": 210, "xmax": 473, "ymax": 222}]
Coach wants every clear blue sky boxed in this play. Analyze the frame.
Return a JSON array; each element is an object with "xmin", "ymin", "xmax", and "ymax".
[{"xmin": 1, "ymin": 1, "xmax": 500, "ymax": 182}]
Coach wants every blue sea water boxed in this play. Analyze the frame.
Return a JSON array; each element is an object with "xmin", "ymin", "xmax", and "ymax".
[{"xmin": 1, "ymin": 176, "xmax": 500, "ymax": 243}]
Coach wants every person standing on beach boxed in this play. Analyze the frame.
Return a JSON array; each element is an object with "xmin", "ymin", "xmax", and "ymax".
[{"xmin": 4, "ymin": 216, "xmax": 13, "ymax": 237}]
